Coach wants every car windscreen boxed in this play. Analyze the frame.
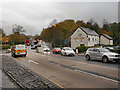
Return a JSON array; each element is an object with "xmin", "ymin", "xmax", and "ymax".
[
  {"xmin": 65, "ymin": 48, "xmax": 72, "ymax": 50},
  {"xmin": 99, "ymin": 48, "xmax": 110, "ymax": 52},
  {"xmin": 16, "ymin": 45, "xmax": 25, "ymax": 50},
  {"xmin": 55, "ymin": 48, "xmax": 61, "ymax": 50},
  {"xmin": 43, "ymin": 46, "xmax": 48, "ymax": 48}
]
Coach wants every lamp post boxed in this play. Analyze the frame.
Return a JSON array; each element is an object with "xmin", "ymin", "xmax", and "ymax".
[{"xmin": 53, "ymin": 24, "xmax": 56, "ymax": 47}]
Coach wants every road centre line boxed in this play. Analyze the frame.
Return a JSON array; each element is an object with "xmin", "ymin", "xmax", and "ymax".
[{"xmin": 28, "ymin": 60, "xmax": 39, "ymax": 64}]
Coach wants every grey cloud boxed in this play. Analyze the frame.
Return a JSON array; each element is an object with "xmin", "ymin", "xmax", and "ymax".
[{"xmin": 1, "ymin": 2, "xmax": 118, "ymax": 35}]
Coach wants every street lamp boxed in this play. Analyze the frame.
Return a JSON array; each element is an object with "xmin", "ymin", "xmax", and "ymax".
[{"xmin": 53, "ymin": 24, "xmax": 56, "ymax": 47}]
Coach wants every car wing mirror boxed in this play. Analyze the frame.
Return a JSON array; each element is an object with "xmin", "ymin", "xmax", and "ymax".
[{"xmin": 96, "ymin": 50, "xmax": 100, "ymax": 53}]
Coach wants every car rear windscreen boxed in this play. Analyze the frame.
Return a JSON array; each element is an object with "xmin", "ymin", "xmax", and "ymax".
[{"xmin": 16, "ymin": 45, "xmax": 25, "ymax": 50}]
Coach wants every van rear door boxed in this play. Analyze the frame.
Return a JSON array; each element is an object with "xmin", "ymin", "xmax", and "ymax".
[{"xmin": 16, "ymin": 45, "xmax": 26, "ymax": 55}]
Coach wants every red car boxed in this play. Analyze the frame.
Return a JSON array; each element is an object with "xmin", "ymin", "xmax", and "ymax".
[
  {"xmin": 53, "ymin": 48, "xmax": 61, "ymax": 54},
  {"xmin": 26, "ymin": 40, "xmax": 31, "ymax": 46}
]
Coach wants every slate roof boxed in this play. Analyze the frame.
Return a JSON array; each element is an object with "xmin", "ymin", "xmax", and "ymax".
[
  {"xmin": 79, "ymin": 26, "xmax": 99, "ymax": 36},
  {"xmin": 100, "ymin": 33, "xmax": 113, "ymax": 40}
]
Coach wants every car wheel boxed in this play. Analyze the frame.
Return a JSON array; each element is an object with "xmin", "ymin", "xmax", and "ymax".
[
  {"xmin": 61, "ymin": 53, "xmax": 63, "ymax": 56},
  {"xmin": 65, "ymin": 52, "xmax": 67, "ymax": 56},
  {"xmin": 72, "ymin": 54, "xmax": 75, "ymax": 56},
  {"xmin": 102, "ymin": 56, "xmax": 108, "ymax": 63},
  {"xmin": 86, "ymin": 55, "xmax": 91, "ymax": 60}
]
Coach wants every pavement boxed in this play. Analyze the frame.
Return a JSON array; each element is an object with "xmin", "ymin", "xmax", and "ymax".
[
  {"xmin": 2, "ymin": 70, "xmax": 18, "ymax": 88},
  {"xmin": 76, "ymin": 52, "xmax": 85, "ymax": 56},
  {"xmin": 0, "ymin": 50, "xmax": 18, "ymax": 89}
]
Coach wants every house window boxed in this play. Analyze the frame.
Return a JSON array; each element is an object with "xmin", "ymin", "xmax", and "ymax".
[
  {"xmin": 92, "ymin": 38, "xmax": 94, "ymax": 41},
  {"xmin": 95, "ymin": 38, "xmax": 96, "ymax": 41},
  {"xmin": 81, "ymin": 39, "xmax": 82, "ymax": 42},
  {"xmin": 80, "ymin": 44, "xmax": 84, "ymax": 46},
  {"xmin": 88, "ymin": 38, "xmax": 90, "ymax": 41}
]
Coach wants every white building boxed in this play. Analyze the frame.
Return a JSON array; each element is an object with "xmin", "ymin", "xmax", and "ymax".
[
  {"xmin": 100, "ymin": 33, "xmax": 113, "ymax": 45},
  {"xmin": 71, "ymin": 26, "xmax": 99, "ymax": 49}
]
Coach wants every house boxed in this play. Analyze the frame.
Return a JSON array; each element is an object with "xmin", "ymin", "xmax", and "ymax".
[
  {"xmin": 71, "ymin": 26, "xmax": 99, "ymax": 49},
  {"xmin": 99, "ymin": 33, "xmax": 113, "ymax": 45}
]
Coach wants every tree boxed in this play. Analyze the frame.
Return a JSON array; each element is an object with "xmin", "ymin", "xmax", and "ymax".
[
  {"xmin": 12, "ymin": 24, "xmax": 25, "ymax": 34},
  {"xmin": 92, "ymin": 22, "xmax": 100, "ymax": 34},
  {"xmin": 9, "ymin": 33, "xmax": 28, "ymax": 45},
  {"xmin": 102, "ymin": 19, "xmax": 110, "ymax": 31},
  {"xmin": 0, "ymin": 28, "xmax": 6, "ymax": 37},
  {"xmin": 49, "ymin": 19, "xmax": 58, "ymax": 27}
]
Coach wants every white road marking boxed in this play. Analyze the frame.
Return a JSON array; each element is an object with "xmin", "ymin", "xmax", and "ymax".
[
  {"xmin": 74, "ymin": 69, "xmax": 118, "ymax": 83},
  {"xmin": 48, "ymin": 58, "xmax": 54, "ymax": 60},
  {"xmin": 41, "ymin": 55, "xmax": 46, "ymax": 56},
  {"xmin": 0, "ymin": 54, "xmax": 10, "ymax": 56},
  {"xmin": 28, "ymin": 60, "xmax": 39, "ymax": 64}
]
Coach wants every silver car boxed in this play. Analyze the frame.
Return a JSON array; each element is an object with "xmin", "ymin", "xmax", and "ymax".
[{"xmin": 85, "ymin": 48, "xmax": 120, "ymax": 63}]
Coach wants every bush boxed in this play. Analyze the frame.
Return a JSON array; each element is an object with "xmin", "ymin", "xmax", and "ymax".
[
  {"xmin": 76, "ymin": 45, "xmax": 87, "ymax": 53},
  {"xmin": 2, "ymin": 46, "xmax": 10, "ymax": 49}
]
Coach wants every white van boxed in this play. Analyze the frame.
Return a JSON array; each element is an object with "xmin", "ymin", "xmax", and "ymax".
[{"xmin": 11, "ymin": 45, "xmax": 27, "ymax": 57}]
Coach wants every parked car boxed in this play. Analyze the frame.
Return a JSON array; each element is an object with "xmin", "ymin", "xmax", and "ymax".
[
  {"xmin": 61, "ymin": 47, "xmax": 75, "ymax": 56},
  {"xmin": 43, "ymin": 46, "xmax": 50, "ymax": 52},
  {"xmin": 6, "ymin": 49, "xmax": 11, "ymax": 53},
  {"xmin": 104, "ymin": 47, "xmax": 114, "ymax": 52},
  {"xmin": 31, "ymin": 44, "xmax": 37, "ymax": 49},
  {"xmin": 11, "ymin": 44, "xmax": 27, "ymax": 57},
  {"xmin": 53, "ymin": 48, "xmax": 61, "ymax": 54},
  {"xmin": 85, "ymin": 47, "xmax": 120, "ymax": 63}
]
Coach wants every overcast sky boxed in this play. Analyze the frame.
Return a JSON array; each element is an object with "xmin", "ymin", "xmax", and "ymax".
[{"xmin": 0, "ymin": 0, "xmax": 119, "ymax": 35}]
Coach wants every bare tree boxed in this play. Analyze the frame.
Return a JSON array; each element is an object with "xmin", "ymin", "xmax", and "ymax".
[
  {"xmin": 12, "ymin": 24, "xmax": 25, "ymax": 34},
  {"xmin": 89, "ymin": 18, "xmax": 94, "ymax": 25}
]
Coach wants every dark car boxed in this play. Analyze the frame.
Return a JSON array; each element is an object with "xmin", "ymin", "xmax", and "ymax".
[{"xmin": 53, "ymin": 48, "xmax": 61, "ymax": 54}]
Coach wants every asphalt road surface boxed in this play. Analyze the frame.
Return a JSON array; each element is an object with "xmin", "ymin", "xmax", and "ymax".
[{"xmin": 2, "ymin": 46, "xmax": 119, "ymax": 88}]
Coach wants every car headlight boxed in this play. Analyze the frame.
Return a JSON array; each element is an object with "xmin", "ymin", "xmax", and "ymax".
[{"xmin": 109, "ymin": 55, "xmax": 115, "ymax": 57}]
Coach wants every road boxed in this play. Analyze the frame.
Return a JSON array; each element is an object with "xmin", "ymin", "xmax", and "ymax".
[{"xmin": 2, "ymin": 46, "xmax": 119, "ymax": 88}]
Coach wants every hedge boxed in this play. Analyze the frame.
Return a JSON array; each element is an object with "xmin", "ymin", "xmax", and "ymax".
[
  {"xmin": 76, "ymin": 45, "xmax": 101, "ymax": 53},
  {"xmin": 76, "ymin": 45, "xmax": 87, "ymax": 53},
  {"xmin": 1, "ymin": 46, "xmax": 10, "ymax": 50}
]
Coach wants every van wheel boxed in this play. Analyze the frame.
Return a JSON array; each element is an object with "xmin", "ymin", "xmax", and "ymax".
[
  {"xmin": 102, "ymin": 56, "xmax": 108, "ymax": 63},
  {"xmin": 23, "ymin": 54, "xmax": 26, "ymax": 57},
  {"xmin": 86, "ymin": 55, "xmax": 90, "ymax": 60},
  {"xmin": 14, "ymin": 55, "xmax": 16, "ymax": 58}
]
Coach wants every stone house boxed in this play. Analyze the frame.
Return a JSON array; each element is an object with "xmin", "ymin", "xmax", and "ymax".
[
  {"xmin": 99, "ymin": 33, "xmax": 113, "ymax": 45},
  {"xmin": 71, "ymin": 26, "xmax": 99, "ymax": 49}
]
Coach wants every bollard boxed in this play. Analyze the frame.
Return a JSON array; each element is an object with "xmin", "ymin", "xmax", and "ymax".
[
  {"xmin": 36, "ymin": 48, "xmax": 39, "ymax": 53},
  {"xmin": 76, "ymin": 49, "xmax": 78, "ymax": 53}
]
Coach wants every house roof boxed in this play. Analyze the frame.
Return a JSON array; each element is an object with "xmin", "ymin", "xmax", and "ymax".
[
  {"xmin": 100, "ymin": 33, "xmax": 113, "ymax": 40},
  {"xmin": 79, "ymin": 26, "xmax": 99, "ymax": 36}
]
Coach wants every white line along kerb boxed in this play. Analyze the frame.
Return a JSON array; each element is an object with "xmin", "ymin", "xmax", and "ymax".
[{"xmin": 28, "ymin": 60, "xmax": 39, "ymax": 64}]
